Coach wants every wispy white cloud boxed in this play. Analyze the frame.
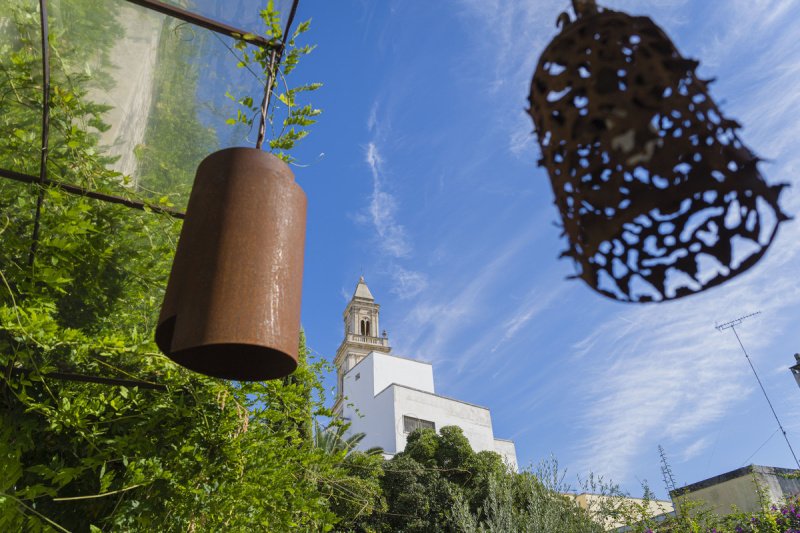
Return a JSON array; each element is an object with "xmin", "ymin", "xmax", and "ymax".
[
  {"xmin": 367, "ymin": 101, "xmax": 379, "ymax": 134},
  {"xmin": 396, "ymin": 232, "xmax": 528, "ymax": 360},
  {"xmin": 490, "ymin": 284, "xmax": 567, "ymax": 354},
  {"xmin": 452, "ymin": 0, "xmax": 800, "ymax": 484},
  {"xmin": 508, "ymin": 127, "xmax": 535, "ymax": 157},
  {"xmin": 362, "ymin": 106, "xmax": 429, "ymax": 298},
  {"xmin": 573, "ymin": 242, "xmax": 799, "ymax": 481},
  {"xmin": 394, "ymin": 216, "xmax": 555, "ymax": 368},
  {"xmin": 681, "ymin": 437, "xmax": 710, "ymax": 462},
  {"xmin": 696, "ymin": 0, "xmax": 792, "ymax": 70},
  {"xmin": 390, "ymin": 265, "xmax": 428, "ymax": 300},
  {"xmin": 454, "ymin": 0, "xmax": 565, "ymax": 157},
  {"xmin": 455, "ymin": 0, "xmax": 562, "ymax": 89},
  {"xmin": 365, "ymin": 142, "xmax": 411, "ymax": 259}
]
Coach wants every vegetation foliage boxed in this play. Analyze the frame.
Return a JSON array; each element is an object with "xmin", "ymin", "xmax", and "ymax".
[
  {"xmin": 226, "ymin": 0, "xmax": 322, "ymax": 163},
  {"xmin": 1, "ymin": 1, "xmax": 798, "ymax": 531},
  {"xmin": 0, "ymin": 1, "xmax": 356, "ymax": 530}
]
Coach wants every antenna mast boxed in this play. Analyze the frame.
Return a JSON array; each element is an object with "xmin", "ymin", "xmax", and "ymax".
[{"xmin": 716, "ymin": 312, "xmax": 800, "ymax": 469}]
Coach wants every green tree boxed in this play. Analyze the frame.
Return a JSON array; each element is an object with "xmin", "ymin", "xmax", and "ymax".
[
  {"xmin": 370, "ymin": 427, "xmax": 606, "ymax": 532},
  {"xmin": 314, "ymin": 420, "xmax": 383, "ymax": 458},
  {"xmin": 0, "ymin": 1, "xmax": 355, "ymax": 531},
  {"xmin": 327, "ymin": 451, "xmax": 387, "ymax": 533}
]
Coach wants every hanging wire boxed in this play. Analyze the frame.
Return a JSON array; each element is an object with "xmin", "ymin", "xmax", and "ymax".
[
  {"xmin": 255, "ymin": 0, "xmax": 300, "ymax": 150},
  {"xmin": 729, "ymin": 325, "xmax": 800, "ymax": 469},
  {"xmin": 717, "ymin": 314, "xmax": 800, "ymax": 470},
  {"xmin": 0, "ymin": 168, "xmax": 185, "ymax": 218},
  {"xmin": 10, "ymin": 368, "xmax": 166, "ymax": 391},
  {"xmin": 740, "ymin": 429, "xmax": 780, "ymax": 468},
  {"xmin": 124, "ymin": 0, "xmax": 282, "ymax": 50}
]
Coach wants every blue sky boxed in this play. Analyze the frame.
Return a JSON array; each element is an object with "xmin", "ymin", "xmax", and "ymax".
[{"xmin": 221, "ymin": 0, "xmax": 800, "ymax": 498}]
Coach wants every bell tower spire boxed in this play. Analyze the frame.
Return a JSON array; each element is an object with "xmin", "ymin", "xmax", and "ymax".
[{"xmin": 333, "ymin": 277, "xmax": 391, "ymax": 414}]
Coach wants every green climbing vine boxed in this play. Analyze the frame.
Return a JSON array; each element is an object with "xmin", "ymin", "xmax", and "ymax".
[
  {"xmin": 225, "ymin": 0, "xmax": 322, "ymax": 163},
  {"xmin": 0, "ymin": 1, "xmax": 373, "ymax": 530}
]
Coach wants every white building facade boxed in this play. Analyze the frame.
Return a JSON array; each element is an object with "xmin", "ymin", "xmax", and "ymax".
[{"xmin": 333, "ymin": 278, "xmax": 517, "ymax": 470}]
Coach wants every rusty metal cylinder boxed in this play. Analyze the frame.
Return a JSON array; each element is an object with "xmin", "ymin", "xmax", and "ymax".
[{"xmin": 156, "ymin": 148, "xmax": 306, "ymax": 380}]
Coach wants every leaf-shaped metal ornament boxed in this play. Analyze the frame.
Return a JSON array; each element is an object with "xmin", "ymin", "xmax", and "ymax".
[{"xmin": 528, "ymin": 0, "xmax": 789, "ymax": 302}]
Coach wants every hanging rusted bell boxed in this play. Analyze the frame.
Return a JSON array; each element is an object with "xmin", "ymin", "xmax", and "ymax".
[
  {"xmin": 156, "ymin": 148, "xmax": 306, "ymax": 380},
  {"xmin": 528, "ymin": 0, "xmax": 788, "ymax": 302}
]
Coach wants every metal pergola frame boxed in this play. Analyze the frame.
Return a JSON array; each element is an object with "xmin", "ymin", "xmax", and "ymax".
[
  {"xmin": 1, "ymin": 0, "xmax": 295, "ymax": 390},
  {"xmin": 2, "ymin": 0, "xmax": 284, "ymax": 222}
]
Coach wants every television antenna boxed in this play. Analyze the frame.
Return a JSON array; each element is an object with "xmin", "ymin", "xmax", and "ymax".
[{"xmin": 716, "ymin": 312, "xmax": 800, "ymax": 469}]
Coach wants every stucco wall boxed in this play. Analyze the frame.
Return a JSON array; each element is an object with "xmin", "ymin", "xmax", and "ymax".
[
  {"xmin": 494, "ymin": 439, "xmax": 518, "ymax": 471},
  {"xmin": 572, "ymin": 494, "xmax": 673, "ymax": 530},
  {"xmin": 341, "ymin": 355, "xmax": 398, "ymax": 453},
  {"xmin": 371, "ymin": 352, "xmax": 433, "ymax": 395},
  {"xmin": 680, "ymin": 475, "xmax": 762, "ymax": 515},
  {"xmin": 674, "ymin": 466, "xmax": 800, "ymax": 516},
  {"xmin": 341, "ymin": 352, "xmax": 517, "ymax": 467},
  {"xmin": 390, "ymin": 385, "xmax": 496, "ymax": 455}
]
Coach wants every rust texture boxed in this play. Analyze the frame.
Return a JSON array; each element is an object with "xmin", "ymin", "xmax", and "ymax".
[
  {"xmin": 528, "ymin": 7, "xmax": 788, "ymax": 302},
  {"xmin": 156, "ymin": 148, "xmax": 306, "ymax": 380}
]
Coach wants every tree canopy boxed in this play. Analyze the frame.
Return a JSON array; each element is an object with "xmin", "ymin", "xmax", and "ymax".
[
  {"xmin": 0, "ymin": 1, "xmax": 354, "ymax": 530},
  {"xmin": 2, "ymin": 2, "xmax": 799, "ymax": 532}
]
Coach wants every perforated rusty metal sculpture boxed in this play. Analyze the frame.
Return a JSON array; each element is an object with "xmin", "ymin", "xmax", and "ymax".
[{"xmin": 528, "ymin": 0, "xmax": 788, "ymax": 302}]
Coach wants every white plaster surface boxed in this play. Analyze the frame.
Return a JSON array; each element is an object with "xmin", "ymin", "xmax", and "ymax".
[
  {"xmin": 342, "ymin": 352, "xmax": 517, "ymax": 469},
  {"xmin": 493, "ymin": 439, "xmax": 519, "ymax": 471},
  {"xmin": 336, "ymin": 280, "xmax": 517, "ymax": 469},
  {"xmin": 676, "ymin": 465, "xmax": 800, "ymax": 517},
  {"xmin": 372, "ymin": 352, "xmax": 433, "ymax": 396}
]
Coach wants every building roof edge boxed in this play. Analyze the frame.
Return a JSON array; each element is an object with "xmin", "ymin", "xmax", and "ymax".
[{"xmin": 375, "ymin": 382, "xmax": 491, "ymax": 412}]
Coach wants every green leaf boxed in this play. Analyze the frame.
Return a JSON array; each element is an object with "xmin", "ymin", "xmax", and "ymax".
[{"xmin": 277, "ymin": 93, "xmax": 293, "ymax": 107}]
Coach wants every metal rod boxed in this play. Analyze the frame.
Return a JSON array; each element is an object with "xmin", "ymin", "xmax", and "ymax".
[
  {"xmin": 9, "ymin": 368, "xmax": 166, "ymax": 391},
  {"xmin": 715, "ymin": 311, "xmax": 761, "ymax": 331},
  {"xmin": 5, "ymin": 0, "xmax": 296, "ymax": 221},
  {"xmin": 0, "ymin": 168, "xmax": 185, "ymax": 219},
  {"xmin": 255, "ymin": 0, "xmax": 300, "ymax": 150},
  {"xmin": 255, "ymin": 49, "xmax": 279, "ymax": 151},
  {"xmin": 572, "ymin": 0, "xmax": 598, "ymax": 17},
  {"xmin": 124, "ymin": 0, "xmax": 282, "ymax": 50},
  {"xmin": 28, "ymin": 0, "xmax": 51, "ymax": 267},
  {"xmin": 729, "ymin": 324, "xmax": 800, "ymax": 469}
]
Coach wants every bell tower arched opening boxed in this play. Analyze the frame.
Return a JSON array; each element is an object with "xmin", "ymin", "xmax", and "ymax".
[{"xmin": 333, "ymin": 276, "xmax": 392, "ymax": 415}]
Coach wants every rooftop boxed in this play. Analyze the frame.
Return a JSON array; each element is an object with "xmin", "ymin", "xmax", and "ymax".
[
  {"xmin": 353, "ymin": 276, "xmax": 374, "ymax": 300},
  {"xmin": 671, "ymin": 464, "xmax": 800, "ymax": 497}
]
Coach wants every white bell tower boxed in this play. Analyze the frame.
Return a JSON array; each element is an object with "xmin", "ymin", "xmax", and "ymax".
[{"xmin": 333, "ymin": 277, "xmax": 391, "ymax": 414}]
